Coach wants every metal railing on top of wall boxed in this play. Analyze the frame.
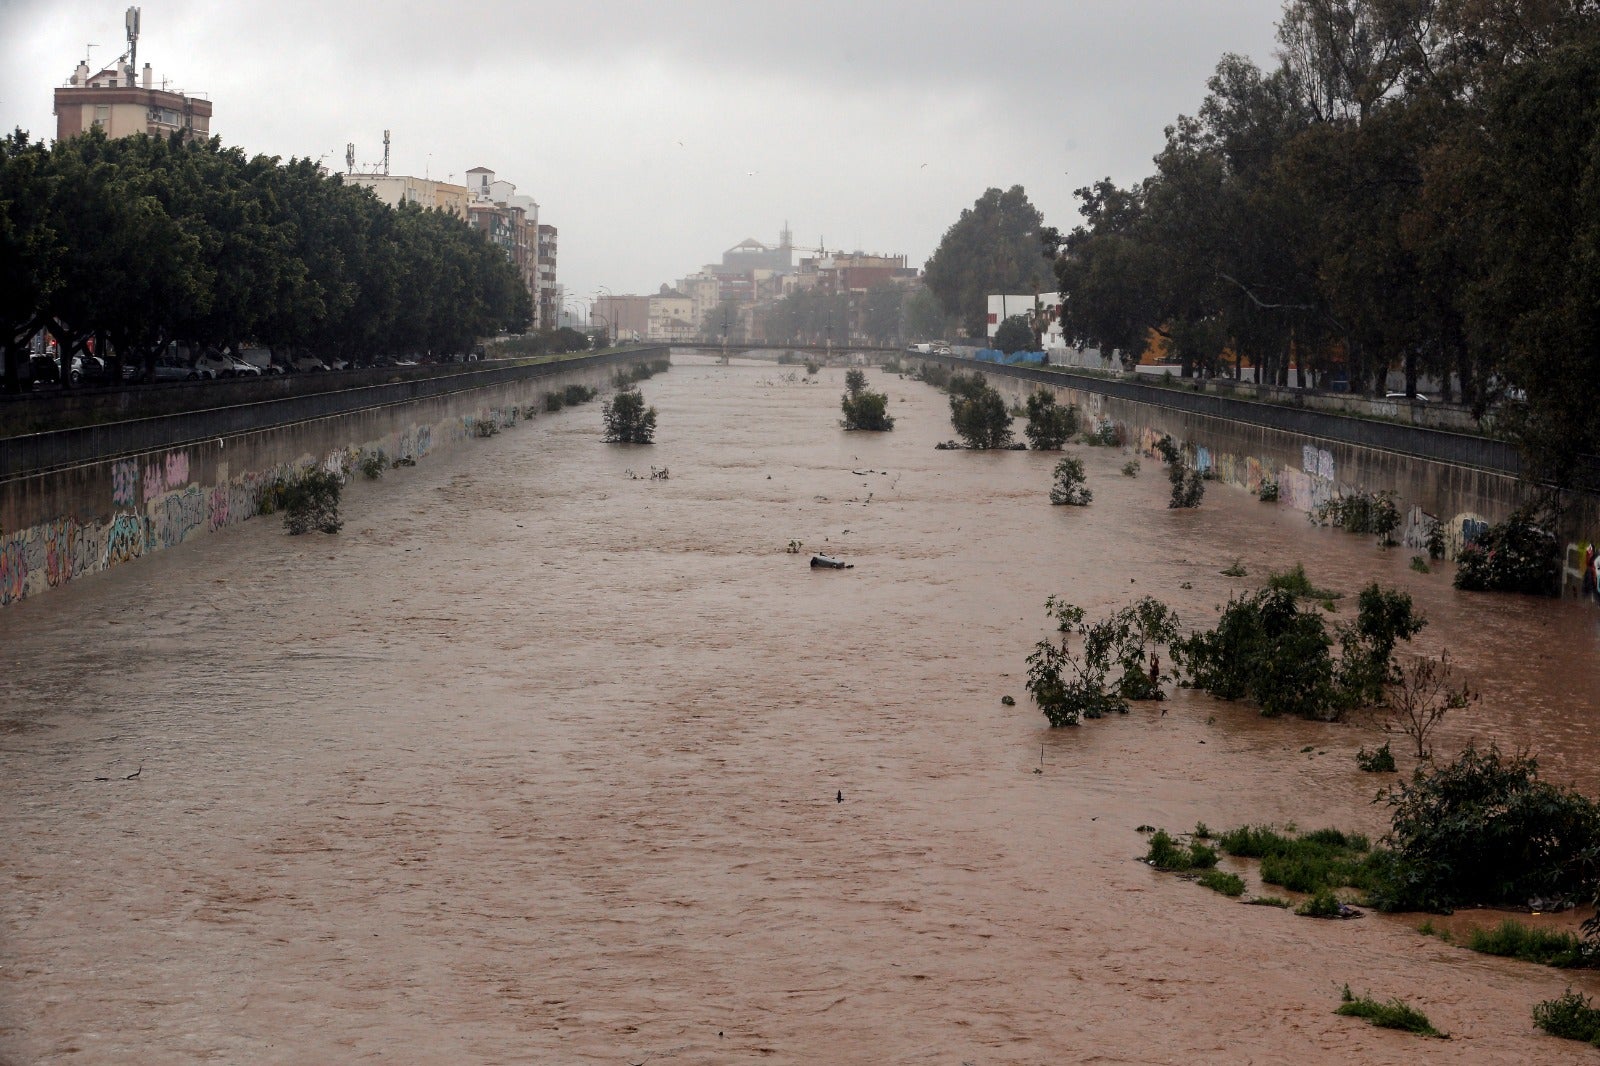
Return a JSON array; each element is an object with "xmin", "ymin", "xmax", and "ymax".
[
  {"xmin": 916, "ymin": 353, "xmax": 1523, "ymax": 477},
  {"xmin": 0, "ymin": 347, "xmax": 669, "ymax": 482}
]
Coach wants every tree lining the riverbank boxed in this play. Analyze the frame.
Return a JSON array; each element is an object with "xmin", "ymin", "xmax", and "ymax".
[{"xmin": 1, "ymin": 126, "xmax": 531, "ymax": 394}]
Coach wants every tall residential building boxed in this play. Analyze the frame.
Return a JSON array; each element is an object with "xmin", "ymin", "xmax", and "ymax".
[
  {"xmin": 54, "ymin": 57, "xmax": 212, "ymax": 143},
  {"xmin": 465, "ymin": 166, "xmax": 545, "ymax": 329},
  {"xmin": 537, "ymin": 225, "xmax": 559, "ymax": 332},
  {"xmin": 594, "ymin": 295, "xmax": 651, "ymax": 342}
]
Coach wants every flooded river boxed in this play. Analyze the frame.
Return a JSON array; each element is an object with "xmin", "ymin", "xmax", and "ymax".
[{"xmin": 4, "ymin": 354, "xmax": 1600, "ymax": 1063}]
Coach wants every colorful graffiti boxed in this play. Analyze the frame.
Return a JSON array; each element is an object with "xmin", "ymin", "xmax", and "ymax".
[
  {"xmin": 150, "ymin": 485, "xmax": 207, "ymax": 551},
  {"xmin": 0, "ymin": 538, "xmax": 26, "ymax": 604},
  {"xmin": 105, "ymin": 513, "xmax": 146, "ymax": 566},
  {"xmin": 111, "ymin": 458, "xmax": 139, "ymax": 507}
]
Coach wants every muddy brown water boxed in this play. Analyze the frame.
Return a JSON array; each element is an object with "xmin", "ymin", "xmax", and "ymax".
[{"xmin": 4, "ymin": 354, "xmax": 1600, "ymax": 1064}]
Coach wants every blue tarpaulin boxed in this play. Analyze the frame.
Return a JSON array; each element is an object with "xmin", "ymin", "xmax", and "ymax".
[{"xmin": 975, "ymin": 348, "xmax": 1048, "ymax": 366}]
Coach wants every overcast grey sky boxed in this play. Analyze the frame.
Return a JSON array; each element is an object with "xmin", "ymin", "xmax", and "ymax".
[{"xmin": 1, "ymin": 0, "xmax": 1286, "ymax": 306}]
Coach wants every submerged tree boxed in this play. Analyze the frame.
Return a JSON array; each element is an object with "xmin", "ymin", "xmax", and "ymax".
[
  {"xmin": 1023, "ymin": 388, "xmax": 1079, "ymax": 449},
  {"xmin": 602, "ymin": 387, "xmax": 657, "ymax": 444},
  {"xmin": 947, "ymin": 371, "xmax": 1013, "ymax": 449},
  {"xmin": 1049, "ymin": 455, "xmax": 1092, "ymax": 506},
  {"xmin": 1027, "ymin": 596, "xmax": 1181, "ymax": 726}
]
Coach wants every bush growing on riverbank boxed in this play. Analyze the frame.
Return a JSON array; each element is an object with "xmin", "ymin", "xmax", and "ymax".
[
  {"xmin": 1315, "ymin": 490, "xmax": 1401, "ymax": 544},
  {"xmin": 1534, "ymin": 990, "xmax": 1600, "ymax": 1043},
  {"xmin": 1023, "ymin": 389, "xmax": 1079, "ymax": 450},
  {"xmin": 1370, "ymin": 744, "xmax": 1600, "ymax": 914},
  {"xmin": 1154, "ymin": 434, "xmax": 1204, "ymax": 507},
  {"xmin": 1453, "ymin": 505, "xmax": 1562, "ymax": 595},
  {"xmin": 281, "ymin": 467, "xmax": 343, "ymax": 535},
  {"xmin": 602, "ymin": 387, "xmax": 657, "ymax": 444},
  {"xmin": 1465, "ymin": 920, "xmax": 1593, "ymax": 968}
]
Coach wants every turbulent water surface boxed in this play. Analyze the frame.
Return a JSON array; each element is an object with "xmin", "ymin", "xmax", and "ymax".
[{"xmin": 4, "ymin": 354, "xmax": 1600, "ymax": 1064}]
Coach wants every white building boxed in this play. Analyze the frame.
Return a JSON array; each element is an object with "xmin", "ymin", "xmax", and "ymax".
[{"xmin": 987, "ymin": 292, "xmax": 1068, "ymax": 349}]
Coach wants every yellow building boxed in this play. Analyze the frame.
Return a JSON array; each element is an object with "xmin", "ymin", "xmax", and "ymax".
[{"xmin": 344, "ymin": 174, "xmax": 469, "ymax": 217}]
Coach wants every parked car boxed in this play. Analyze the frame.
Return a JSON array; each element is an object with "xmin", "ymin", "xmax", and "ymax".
[
  {"xmin": 289, "ymin": 354, "xmax": 328, "ymax": 373},
  {"xmin": 28, "ymin": 354, "xmax": 60, "ymax": 384},
  {"xmin": 69, "ymin": 353, "xmax": 116, "ymax": 386},
  {"xmin": 323, "ymin": 355, "xmax": 350, "ymax": 371},
  {"xmin": 1385, "ymin": 391, "xmax": 1431, "ymax": 403},
  {"xmin": 193, "ymin": 351, "xmax": 238, "ymax": 378},
  {"xmin": 228, "ymin": 356, "xmax": 262, "ymax": 377}
]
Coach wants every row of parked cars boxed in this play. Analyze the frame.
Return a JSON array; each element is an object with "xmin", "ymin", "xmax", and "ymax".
[{"xmin": 22, "ymin": 346, "xmax": 475, "ymax": 389}]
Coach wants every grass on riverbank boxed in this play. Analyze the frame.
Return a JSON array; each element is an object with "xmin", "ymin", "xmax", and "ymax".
[
  {"xmin": 1336, "ymin": 985, "xmax": 1447, "ymax": 1038},
  {"xmin": 1420, "ymin": 918, "xmax": 1594, "ymax": 968}
]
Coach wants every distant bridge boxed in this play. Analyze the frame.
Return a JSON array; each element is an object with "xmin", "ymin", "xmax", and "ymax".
[{"xmin": 669, "ymin": 343, "xmax": 902, "ymax": 356}]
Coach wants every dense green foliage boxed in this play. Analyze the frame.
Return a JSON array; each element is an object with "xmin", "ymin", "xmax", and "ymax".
[
  {"xmin": 1023, "ymin": 389, "xmax": 1079, "ymax": 449},
  {"xmin": 1534, "ymin": 990, "xmax": 1600, "ymax": 1044},
  {"xmin": 1198, "ymin": 869, "xmax": 1246, "ymax": 897},
  {"xmin": 993, "ymin": 314, "xmax": 1035, "ymax": 355},
  {"xmin": 1046, "ymin": 1, "xmax": 1600, "ymax": 488},
  {"xmin": 1154, "ymin": 434, "xmax": 1205, "ymax": 508},
  {"xmin": 1144, "ymin": 830, "xmax": 1219, "ymax": 872},
  {"xmin": 1465, "ymin": 920, "xmax": 1592, "ymax": 969},
  {"xmin": 923, "ymin": 186, "xmax": 1051, "ymax": 337},
  {"xmin": 1370, "ymin": 745, "xmax": 1600, "ymax": 913},
  {"xmin": 841, "ymin": 388, "xmax": 894, "ymax": 431},
  {"xmin": 946, "ymin": 371, "xmax": 1013, "ymax": 449},
  {"xmin": 1452, "ymin": 506, "xmax": 1562, "ymax": 595},
  {"xmin": 1218, "ymin": 825, "xmax": 1381, "ymax": 896},
  {"xmin": 1356, "ymin": 742, "xmax": 1397, "ymax": 773},
  {"xmin": 1026, "ymin": 596, "xmax": 1180, "ymax": 725},
  {"xmin": 1, "ymin": 127, "xmax": 529, "ymax": 392},
  {"xmin": 281, "ymin": 467, "xmax": 343, "ymax": 535},
  {"xmin": 1172, "ymin": 580, "xmax": 1421, "ymax": 719},
  {"xmin": 1049, "ymin": 456, "xmax": 1092, "ymax": 506},
  {"xmin": 1315, "ymin": 490, "xmax": 1401, "ymax": 544},
  {"xmin": 601, "ymin": 387, "xmax": 657, "ymax": 444}
]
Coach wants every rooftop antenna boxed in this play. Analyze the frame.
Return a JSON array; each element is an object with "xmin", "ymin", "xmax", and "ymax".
[
  {"xmin": 125, "ymin": 7, "xmax": 141, "ymax": 70},
  {"xmin": 382, "ymin": 130, "xmax": 390, "ymax": 177},
  {"xmin": 84, "ymin": 43, "xmax": 99, "ymax": 71},
  {"xmin": 345, "ymin": 143, "xmax": 355, "ymax": 174}
]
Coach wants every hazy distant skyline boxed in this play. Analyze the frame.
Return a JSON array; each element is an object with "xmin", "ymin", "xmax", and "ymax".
[{"xmin": 1, "ymin": 0, "xmax": 1286, "ymax": 309}]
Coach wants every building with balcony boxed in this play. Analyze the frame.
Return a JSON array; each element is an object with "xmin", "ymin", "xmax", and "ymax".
[
  {"xmin": 537, "ymin": 225, "xmax": 559, "ymax": 333},
  {"xmin": 54, "ymin": 58, "xmax": 212, "ymax": 143}
]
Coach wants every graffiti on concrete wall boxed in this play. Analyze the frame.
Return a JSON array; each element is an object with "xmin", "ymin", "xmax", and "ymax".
[
  {"xmin": 150, "ymin": 484, "xmax": 207, "ymax": 551},
  {"xmin": 105, "ymin": 512, "xmax": 145, "ymax": 566},
  {"xmin": 3, "ymin": 366, "xmax": 604, "ymax": 608},
  {"xmin": 112, "ymin": 458, "xmax": 139, "ymax": 507}
]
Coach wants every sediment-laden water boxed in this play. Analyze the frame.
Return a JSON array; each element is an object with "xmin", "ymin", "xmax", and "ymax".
[{"xmin": 3, "ymin": 354, "xmax": 1599, "ymax": 1063}]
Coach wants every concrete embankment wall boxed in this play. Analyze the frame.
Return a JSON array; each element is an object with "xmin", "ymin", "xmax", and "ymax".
[
  {"xmin": 914, "ymin": 355, "xmax": 1600, "ymax": 599},
  {"xmin": 0, "ymin": 349, "xmax": 666, "ymax": 608}
]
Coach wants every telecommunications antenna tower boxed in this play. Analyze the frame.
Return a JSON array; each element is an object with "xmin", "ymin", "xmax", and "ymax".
[
  {"xmin": 382, "ymin": 130, "xmax": 390, "ymax": 176},
  {"xmin": 125, "ymin": 7, "xmax": 141, "ymax": 70},
  {"xmin": 346, "ymin": 143, "xmax": 355, "ymax": 174}
]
